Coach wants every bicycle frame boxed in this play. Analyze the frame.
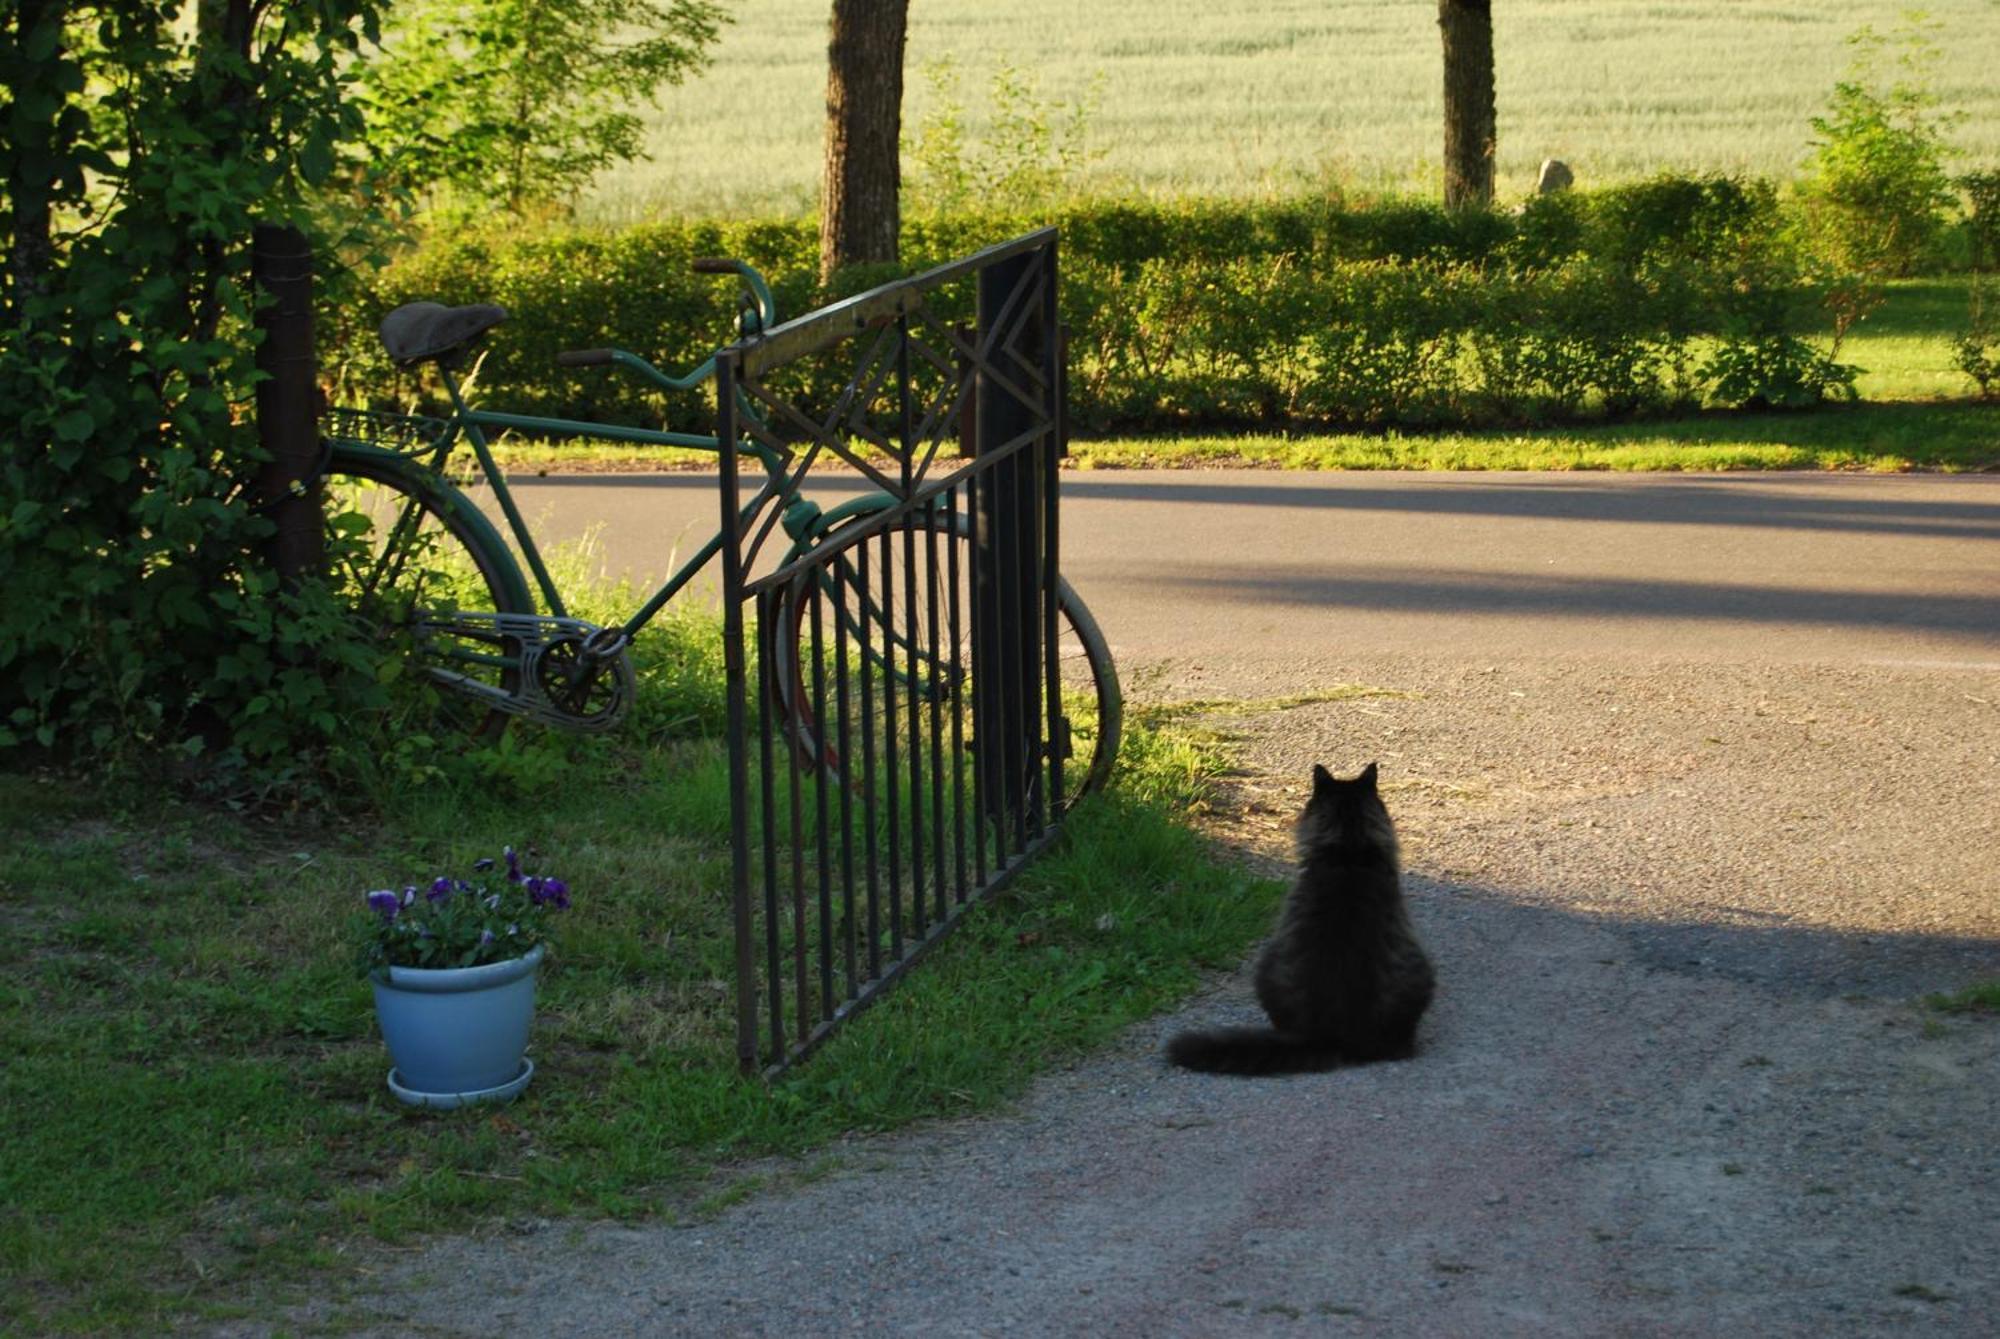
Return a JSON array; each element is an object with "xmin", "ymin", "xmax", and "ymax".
[{"xmin": 348, "ymin": 261, "xmax": 973, "ymax": 731}]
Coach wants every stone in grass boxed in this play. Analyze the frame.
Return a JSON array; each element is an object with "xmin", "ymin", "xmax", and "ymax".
[{"xmin": 1537, "ymin": 158, "xmax": 1575, "ymax": 194}]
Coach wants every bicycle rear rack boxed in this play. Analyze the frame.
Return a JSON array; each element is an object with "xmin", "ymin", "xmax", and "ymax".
[{"xmin": 324, "ymin": 407, "xmax": 455, "ymax": 457}]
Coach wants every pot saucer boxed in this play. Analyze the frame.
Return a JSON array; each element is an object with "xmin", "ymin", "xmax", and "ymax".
[{"xmin": 386, "ymin": 1058, "xmax": 534, "ymax": 1110}]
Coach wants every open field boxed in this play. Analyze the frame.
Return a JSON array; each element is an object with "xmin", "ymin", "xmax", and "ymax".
[{"xmin": 592, "ymin": 0, "xmax": 2000, "ymax": 222}]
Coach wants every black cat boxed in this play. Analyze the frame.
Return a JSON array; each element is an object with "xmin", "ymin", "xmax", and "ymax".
[{"xmin": 1167, "ymin": 763, "xmax": 1434, "ymax": 1075}]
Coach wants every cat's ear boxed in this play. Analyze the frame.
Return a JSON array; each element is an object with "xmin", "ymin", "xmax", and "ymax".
[
  {"xmin": 1358, "ymin": 761, "xmax": 1379, "ymax": 790},
  {"xmin": 1312, "ymin": 763, "xmax": 1336, "ymax": 796}
]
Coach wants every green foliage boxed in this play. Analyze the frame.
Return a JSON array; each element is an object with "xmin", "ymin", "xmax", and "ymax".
[
  {"xmin": 1796, "ymin": 21, "xmax": 1960, "ymax": 278},
  {"xmin": 1925, "ymin": 979, "xmax": 2000, "ymax": 1013},
  {"xmin": 0, "ymin": 1, "xmax": 399, "ymax": 785},
  {"xmin": 1700, "ymin": 335, "xmax": 1860, "ymax": 410},
  {"xmin": 1960, "ymin": 170, "xmax": 2000, "ymax": 271},
  {"xmin": 357, "ymin": 0, "xmax": 726, "ymax": 215},
  {"xmin": 1954, "ymin": 276, "xmax": 2000, "ymax": 398},
  {"xmin": 906, "ymin": 55, "xmax": 1105, "ymax": 215},
  {"xmin": 337, "ymin": 177, "xmax": 1850, "ymax": 435}
]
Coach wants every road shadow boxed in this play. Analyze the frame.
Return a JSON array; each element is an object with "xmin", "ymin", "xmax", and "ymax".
[
  {"xmin": 1402, "ymin": 875, "xmax": 2000, "ymax": 1003},
  {"xmin": 1148, "ymin": 563, "xmax": 1999, "ymax": 640},
  {"xmin": 507, "ymin": 460, "xmax": 2000, "ymax": 539},
  {"xmin": 1067, "ymin": 470, "xmax": 2000, "ymax": 541}
]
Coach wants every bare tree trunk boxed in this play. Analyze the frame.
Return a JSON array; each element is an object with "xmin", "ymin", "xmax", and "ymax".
[
  {"xmin": 1439, "ymin": 0, "xmax": 1495, "ymax": 209},
  {"xmin": 819, "ymin": 0, "xmax": 907, "ymax": 282},
  {"xmin": 252, "ymin": 225, "xmax": 324, "ymax": 583}
]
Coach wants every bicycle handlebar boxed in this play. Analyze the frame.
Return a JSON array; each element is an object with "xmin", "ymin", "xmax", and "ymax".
[
  {"xmin": 691, "ymin": 256, "xmax": 778, "ymax": 337},
  {"xmin": 549, "ymin": 258, "xmax": 779, "ymax": 387}
]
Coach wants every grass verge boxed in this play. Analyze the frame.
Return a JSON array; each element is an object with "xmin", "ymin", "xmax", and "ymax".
[
  {"xmin": 1067, "ymin": 401, "xmax": 2000, "ymax": 473},
  {"xmin": 0, "ymin": 614, "xmax": 1277, "ymax": 1334}
]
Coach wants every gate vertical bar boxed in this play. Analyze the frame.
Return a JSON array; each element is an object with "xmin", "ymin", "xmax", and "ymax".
[
  {"xmin": 717, "ymin": 352, "xmax": 761, "ymax": 1074},
  {"xmin": 1042, "ymin": 242, "xmax": 1067, "ymax": 813},
  {"xmin": 972, "ymin": 249, "xmax": 1047, "ymax": 842}
]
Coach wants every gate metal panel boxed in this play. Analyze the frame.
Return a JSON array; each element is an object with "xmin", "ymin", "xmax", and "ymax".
[{"xmin": 716, "ymin": 230, "xmax": 1070, "ymax": 1076}]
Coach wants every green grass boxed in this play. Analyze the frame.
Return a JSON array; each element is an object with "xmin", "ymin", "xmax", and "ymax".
[
  {"xmin": 1849, "ymin": 279, "xmax": 1992, "ymax": 404},
  {"xmin": 1068, "ymin": 402, "xmax": 2000, "ymax": 473},
  {"xmin": 590, "ymin": 0, "xmax": 2000, "ymax": 222},
  {"xmin": 0, "ymin": 612, "xmax": 1278, "ymax": 1333},
  {"xmin": 1925, "ymin": 980, "xmax": 2000, "ymax": 1014}
]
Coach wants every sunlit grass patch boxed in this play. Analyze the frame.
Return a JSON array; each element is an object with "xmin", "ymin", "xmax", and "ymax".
[{"xmin": 1068, "ymin": 400, "xmax": 2000, "ymax": 474}]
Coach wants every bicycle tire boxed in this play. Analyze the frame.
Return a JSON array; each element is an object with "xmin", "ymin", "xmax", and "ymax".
[
  {"xmin": 321, "ymin": 443, "xmax": 534, "ymax": 741},
  {"xmin": 770, "ymin": 504, "xmax": 1122, "ymax": 808}
]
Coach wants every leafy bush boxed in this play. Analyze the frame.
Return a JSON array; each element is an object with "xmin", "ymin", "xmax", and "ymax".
[
  {"xmin": 907, "ymin": 56, "xmax": 1104, "ymax": 216},
  {"xmin": 1961, "ymin": 171, "xmax": 2000, "ymax": 272},
  {"xmin": 336, "ymin": 178, "xmax": 1850, "ymax": 435},
  {"xmin": 1795, "ymin": 22, "xmax": 1959, "ymax": 278},
  {"xmin": 1955, "ymin": 278, "xmax": 2000, "ymax": 400},
  {"xmin": 0, "ymin": 2, "xmax": 401, "ymax": 788}
]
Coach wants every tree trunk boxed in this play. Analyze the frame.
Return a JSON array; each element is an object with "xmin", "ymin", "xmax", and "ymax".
[
  {"xmin": 1439, "ymin": 0, "xmax": 1495, "ymax": 210},
  {"xmin": 819, "ymin": 0, "xmax": 907, "ymax": 282},
  {"xmin": 4, "ymin": 0, "xmax": 66, "ymax": 324},
  {"xmin": 252, "ymin": 225, "xmax": 324, "ymax": 583}
]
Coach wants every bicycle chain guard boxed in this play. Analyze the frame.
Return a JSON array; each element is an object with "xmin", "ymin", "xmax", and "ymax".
[{"xmin": 415, "ymin": 611, "xmax": 636, "ymax": 733}]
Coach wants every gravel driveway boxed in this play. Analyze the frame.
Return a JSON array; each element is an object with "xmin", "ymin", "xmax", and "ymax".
[{"xmin": 260, "ymin": 646, "xmax": 2000, "ymax": 1337}]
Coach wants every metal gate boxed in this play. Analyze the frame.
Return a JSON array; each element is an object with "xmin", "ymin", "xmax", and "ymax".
[{"xmin": 715, "ymin": 230, "xmax": 1076, "ymax": 1076}]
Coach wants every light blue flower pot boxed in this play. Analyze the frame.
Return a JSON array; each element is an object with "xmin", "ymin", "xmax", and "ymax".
[{"xmin": 370, "ymin": 943, "xmax": 543, "ymax": 1106}]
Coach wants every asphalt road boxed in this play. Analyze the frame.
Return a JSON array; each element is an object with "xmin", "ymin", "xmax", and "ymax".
[{"xmin": 496, "ymin": 468, "xmax": 2000, "ymax": 678}]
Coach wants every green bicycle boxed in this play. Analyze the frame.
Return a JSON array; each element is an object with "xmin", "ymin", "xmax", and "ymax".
[{"xmin": 320, "ymin": 258, "xmax": 1122, "ymax": 799}]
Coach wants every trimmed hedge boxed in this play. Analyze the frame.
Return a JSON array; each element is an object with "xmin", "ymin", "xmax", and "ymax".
[{"xmin": 332, "ymin": 176, "xmax": 1855, "ymax": 433}]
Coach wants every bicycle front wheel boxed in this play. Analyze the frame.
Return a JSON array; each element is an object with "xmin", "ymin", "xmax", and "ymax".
[
  {"xmin": 771, "ymin": 503, "xmax": 1122, "ymax": 810},
  {"xmin": 321, "ymin": 444, "xmax": 534, "ymax": 741}
]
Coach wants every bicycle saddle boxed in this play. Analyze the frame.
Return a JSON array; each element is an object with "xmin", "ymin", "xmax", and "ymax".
[{"xmin": 379, "ymin": 301, "xmax": 509, "ymax": 366}]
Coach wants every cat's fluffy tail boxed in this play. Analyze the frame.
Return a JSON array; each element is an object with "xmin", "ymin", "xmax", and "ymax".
[{"xmin": 1164, "ymin": 1026, "xmax": 1346, "ymax": 1076}]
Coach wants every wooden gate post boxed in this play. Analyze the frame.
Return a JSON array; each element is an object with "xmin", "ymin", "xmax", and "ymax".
[{"xmin": 252, "ymin": 222, "xmax": 322, "ymax": 581}]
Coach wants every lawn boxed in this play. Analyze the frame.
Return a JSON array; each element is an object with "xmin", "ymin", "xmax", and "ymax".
[
  {"xmin": 591, "ymin": 0, "xmax": 2000, "ymax": 222},
  {"xmin": 0, "ymin": 601, "xmax": 1280, "ymax": 1334}
]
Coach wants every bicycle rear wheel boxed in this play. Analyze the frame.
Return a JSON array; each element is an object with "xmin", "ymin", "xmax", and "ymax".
[
  {"xmin": 321, "ymin": 445, "xmax": 533, "ymax": 740},
  {"xmin": 771, "ymin": 503, "xmax": 1121, "ymax": 810}
]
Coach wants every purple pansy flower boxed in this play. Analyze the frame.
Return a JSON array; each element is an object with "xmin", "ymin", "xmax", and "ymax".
[{"xmin": 360, "ymin": 843, "xmax": 570, "ymax": 976}]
